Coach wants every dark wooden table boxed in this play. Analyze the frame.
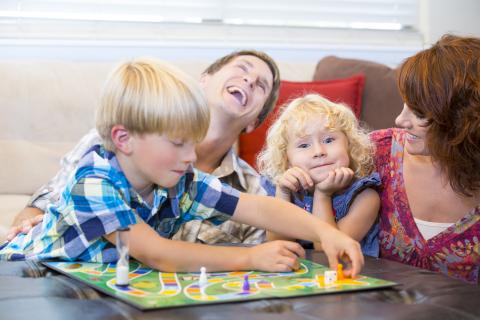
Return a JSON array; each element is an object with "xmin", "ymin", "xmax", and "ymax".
[{"xmin": 1, "ymin": 251, "xmax": 479, "ymax": 320}]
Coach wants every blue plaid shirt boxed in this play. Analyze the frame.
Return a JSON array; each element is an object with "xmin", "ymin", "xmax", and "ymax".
[{"xmin": 0, "ymin": 145, "xmax": 240, "ymax": 262}]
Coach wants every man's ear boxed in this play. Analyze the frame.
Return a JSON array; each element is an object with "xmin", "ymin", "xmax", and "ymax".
[
  {"xmin": 244, "ymin": 119, "xmax": 259, "ymax": 134},
  {"xmin": 199, "ymin": 73, "xmax": 210, "ymax": 88},
  {"xmin": 111, "ymin": 125, "xmax": 133, "ymax": 154}
]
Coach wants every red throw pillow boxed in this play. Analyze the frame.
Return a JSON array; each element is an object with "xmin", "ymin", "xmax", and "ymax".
[{"xmin": 238, "ymin": 74, "xmax": 365, "ymax": 169}]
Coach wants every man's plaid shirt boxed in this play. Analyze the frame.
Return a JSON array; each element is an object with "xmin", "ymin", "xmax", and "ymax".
[{"xmin": 0, "ymin": 145, "xmax": 240, "ymax": 262}]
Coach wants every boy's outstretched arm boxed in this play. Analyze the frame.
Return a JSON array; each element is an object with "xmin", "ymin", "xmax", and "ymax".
[
  {"xmin": 232, "ymin": 193, "xmax": 365, "ymax": 278},
  {"xmin": 104, "ymin": 221, "xmax": 306, "ymax": 273}
]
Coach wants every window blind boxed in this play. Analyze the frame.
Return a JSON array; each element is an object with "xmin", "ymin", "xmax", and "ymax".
[{"xmin": 0, "ymin": 0, "xmax": 418, "ymax": 31}]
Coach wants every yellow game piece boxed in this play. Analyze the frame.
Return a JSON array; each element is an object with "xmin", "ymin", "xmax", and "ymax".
[{"xmin": 316, "ymin": 274, "xmax": 325, "ymax": 287}]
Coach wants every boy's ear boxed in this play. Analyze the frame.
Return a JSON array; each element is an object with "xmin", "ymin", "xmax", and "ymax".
[{"xmin": 111, "ymin": 125, "xmax": 133, "ymax": 154}]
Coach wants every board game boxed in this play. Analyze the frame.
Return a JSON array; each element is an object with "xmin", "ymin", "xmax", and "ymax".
[{"xmin": 43, "ymin": 259, "xmax": 397, "ymax": 310}]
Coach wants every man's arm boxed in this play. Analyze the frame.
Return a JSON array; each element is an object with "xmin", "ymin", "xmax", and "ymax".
[
  {"xmin": 6, "ymin": 207, "xmax": 44, "ymax": 241},
  {"xmin": 9, "ymin": 129, "xmax": 101, "ymax": 234}
]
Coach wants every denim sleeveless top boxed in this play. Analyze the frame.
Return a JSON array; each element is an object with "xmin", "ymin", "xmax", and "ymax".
[{"xmin": 261, "ymin": 172, "xmax": 381, "ymax": 257}]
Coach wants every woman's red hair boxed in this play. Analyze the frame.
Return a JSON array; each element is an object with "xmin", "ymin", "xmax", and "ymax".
[{"xmin": 398, "ymin": 34, "xmax": 480, "ymax": 196}]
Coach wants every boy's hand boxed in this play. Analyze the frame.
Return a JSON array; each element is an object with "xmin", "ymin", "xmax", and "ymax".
[
  {"xmin": 320, "ymin": 228, "xmax": 364, "ymax": 278},
  {"xmin": 248, "ymin": 240, "xmax": 306, "ymax": 272},
  {"xmin": 277, "ymin": 167, "xmax": 314, "ymax": 197},
  {"xmin": 315, "ymin": 167, "xmax": 354, "ymax": 196}
]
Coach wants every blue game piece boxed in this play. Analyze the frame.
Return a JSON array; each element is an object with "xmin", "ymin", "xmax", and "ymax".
[{"xmin": 242, "ymin": 274, "xmax": 250, "ymax": 292}]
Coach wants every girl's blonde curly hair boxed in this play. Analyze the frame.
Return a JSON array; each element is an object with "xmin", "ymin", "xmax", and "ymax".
[{"xmin": 257, "ymin": 94, "xmax": 374, "ymax": 184}]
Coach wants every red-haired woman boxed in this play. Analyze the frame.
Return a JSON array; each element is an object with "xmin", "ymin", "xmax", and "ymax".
[{"xmin": 372, "ymin": 34, "xmax": 480, "ymax": 284}]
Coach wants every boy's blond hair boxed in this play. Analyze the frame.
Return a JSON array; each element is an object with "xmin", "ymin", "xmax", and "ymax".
[
  {"xmin": 96, "ymin": 58, "xmax": 209, "ymax": 151},
  {"xmin": 257, "ymin": 94, "xmax": 374, "ymax": 184}
]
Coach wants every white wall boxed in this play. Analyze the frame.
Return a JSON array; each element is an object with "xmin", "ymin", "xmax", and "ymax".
[
  {"xmin": 419, "ymin": 0, "xmax": 480, "ymax": 44},
  {"xmin": 0, "ymin": 36, "xmax": 420, "ymax": 68}
]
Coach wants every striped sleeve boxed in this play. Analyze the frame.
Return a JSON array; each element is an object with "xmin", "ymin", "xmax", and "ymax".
[{"xmin": 182, "ymin": 170, "xmax": 240, "ymax": 225}]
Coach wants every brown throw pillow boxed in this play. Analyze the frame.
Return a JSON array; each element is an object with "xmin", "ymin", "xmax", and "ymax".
[{"xmin": 313, "ymin": 56, "xmax": 403, "ymax": 130}]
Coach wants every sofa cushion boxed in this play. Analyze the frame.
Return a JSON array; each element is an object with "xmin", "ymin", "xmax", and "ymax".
[
  {"xmin": 313, "ymin": 55, "xmax": 403, "ymax": 130},
  {"xmin": 0, "ymin": 140, "xmax": 74, "ymax": 195},
  {"xmin": 0, "ymin": 61, "xmax": 114, "ymax": 197},
  {"xmin": 239, "ymin": 75, "xmax": 365, "ymax": 169}
]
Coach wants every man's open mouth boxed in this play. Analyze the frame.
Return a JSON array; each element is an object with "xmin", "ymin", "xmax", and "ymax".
[{"xmin": 227, "ymin": 86, "xmax": 247, "ymax": 106}]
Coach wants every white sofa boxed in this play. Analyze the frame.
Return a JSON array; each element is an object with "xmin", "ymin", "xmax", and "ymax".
[{"xmin": 0, "ymin": 59, "xmax": 316, "ymax": 241}]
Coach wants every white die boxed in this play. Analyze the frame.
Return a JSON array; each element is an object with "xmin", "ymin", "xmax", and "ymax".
[{"xmin": 324, "ymin": 270, "xmax": 337, "ymax": 285}]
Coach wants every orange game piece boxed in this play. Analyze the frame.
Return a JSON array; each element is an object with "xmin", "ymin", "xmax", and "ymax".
[{"xmin": 337, "ymin": 264, "xmax": 344, "ymax": 280}]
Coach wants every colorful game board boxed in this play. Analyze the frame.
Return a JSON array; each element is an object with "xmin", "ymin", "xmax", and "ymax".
[{"xmin": 43, "ymin": 259, "xmax": 397, "ymax": 310}]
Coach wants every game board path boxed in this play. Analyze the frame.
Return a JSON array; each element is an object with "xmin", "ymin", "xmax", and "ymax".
[
  {"xmin": 52, "ymin": 261, "xmax": 371, "ymax": 302},
  {"xmin": 184, "ymin": 263, "xmax": 311, "ymax": 301}
]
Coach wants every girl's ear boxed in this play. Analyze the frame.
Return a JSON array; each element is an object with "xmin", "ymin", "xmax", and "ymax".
[{"xmin": 111, "ymin": 125, "xmax": 133, "ymax": 154}]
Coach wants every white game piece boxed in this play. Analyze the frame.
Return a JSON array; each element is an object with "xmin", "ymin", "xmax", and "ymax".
[
  {"xmin": 199, "ymin": 266, "xmax": 208, "ymax": 287},
  {"xmin": 199, "ymin": 266, "xmax": 208, "ymax": 296},
  {"xmin": 324, "ymin": 270, "xmax": 337, "ymax": 285},
  {"xmin": 116, "ymin": 227, "xmax": 130, "ymax": 286},
  {"xmin": 116, "ymin": 264, "xmax": 129, "ymax": 286}
]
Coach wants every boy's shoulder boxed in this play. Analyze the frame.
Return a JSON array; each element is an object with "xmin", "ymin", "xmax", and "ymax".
[
  {"xmin": 184, "ymin": 167, "xmax": 241, "ymax": 201},
  {"xmin": 72, "ymin": 144, "xmax": 128, "ymax": 190}
]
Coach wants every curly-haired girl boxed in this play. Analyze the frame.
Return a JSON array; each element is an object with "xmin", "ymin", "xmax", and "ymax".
[{"xmin": 258, "ymin": 94, "xmax": 380, "ymax": 257}]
